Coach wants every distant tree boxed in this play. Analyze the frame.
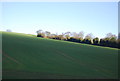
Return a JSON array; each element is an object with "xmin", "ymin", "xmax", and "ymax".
[
  {"xmin": 36, "ymin": 29, "xmax": 42, "ymax": 34},
  {"xmin": 50, "ymin": 33, "xmax": 59, "ymax": 40},
  {"xmin": 49, "ymin": 34, "xmax": 56, "ymax": 39},
  {"xmin": 99, "ymin": 33, "xmax": 117, "ymax": 48},
  {"xmin": 93, "ymin": 37, "xmax": 99, "ymax": 45},
  {"xmin": 40, "ymin": 32, "xmax": 46, "ymax": 38},
  {"xmin": 45, "ymin": 31, "xmax": 51, "ymax": 38},
  {"xmin": 82, "ymin": 39, "xmax": 92, "ymax": 44},
  {"xmin": 36, "ymin": 29, "xmax": 119, "ymax": 48},
  {"xmin": 105, "ymin": 33, "xmax": 117, "ymax": 47},
  {"xmin": 37, "ymin": 33, "xmax": 42, "ymax": 37},
  {"xmin": 6, "ymin": 29, "xmax": 12, "ymax": 32},
  {"xmin": 109, "ymin": 37, "xmax": 117, "ymax": 48},
  {"xmin": 104, "ymin": 37, "xmax": 110, "ymax": 47},
  {"xmin": 36, "ymin": 29, "xmax": 46, "ymax": 38},
  {"xmin": 58, "ymin": 35, "xmax": 62, "ymax": 40},
  {"xmin": 36, "ymin": 29, "xmax": 43, "ymax": 37},
  {"xmin": 100, "ymin": 39, "xmax": 105, "ymax": 46},
  {"xmin": 85, "ymin": 33, "xmax": 94, "ymax": 40},
  {"xmin": 64, "ymin": 32, "xmax": 71, "ymax": 40},
  {"xmin": 69, "ymin": 37, "xmax": 79, "ymax": 42},
  {"xmin": 78, "ymin": 31, "xmax": 84, "ymax": 42},
  {"xmin": 78, "ymin": 31, "xmax": 84, "ymax": 37},
  {"xmin": 72, "ymin": 32, "xmax": 79, "ymax": 39},
  {"xmin": 105, "ymin": 33, "xmax": 116, "ymax": 39},
  {"xmin": 58, "ymin": 33, "xmax": 66, "ymax": 40},
  {"xmin": 54, "ymin": 33, "xmax": 59, "ymax": 40},
  {"xmin": 83, "ymin": 33, "xmax": 94, "ymax": 44}
]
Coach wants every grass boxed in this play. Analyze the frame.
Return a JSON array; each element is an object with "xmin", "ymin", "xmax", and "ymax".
[{"xmin": 1, "ymin": 31, "xmax": 118, "ymax": 79}]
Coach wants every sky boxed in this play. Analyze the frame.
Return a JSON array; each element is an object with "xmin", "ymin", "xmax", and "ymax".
[{"xmin": 0, "ymin": 2, "xmax": 118, "ymax": 38}]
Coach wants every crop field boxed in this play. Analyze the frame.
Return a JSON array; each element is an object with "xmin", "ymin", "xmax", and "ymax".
[{"xmin": 1, "ymin": 31, "xmax": 118, "ymax": 79}]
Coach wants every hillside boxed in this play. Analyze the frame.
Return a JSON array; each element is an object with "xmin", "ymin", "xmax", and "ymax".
[{"xmin": 1, "ymin": 31, "xmax": 118, "ymax": 79}]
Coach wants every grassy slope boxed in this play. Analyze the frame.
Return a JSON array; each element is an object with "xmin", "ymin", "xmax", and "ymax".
[{"xmin": 2, "ymin": 32, "xmax": 118, "ymax": 79}]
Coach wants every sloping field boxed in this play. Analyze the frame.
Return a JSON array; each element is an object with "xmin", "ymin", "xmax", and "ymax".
[{"xmin": 1, "ymin": 31, "xmax": 118, "ymax": 79}]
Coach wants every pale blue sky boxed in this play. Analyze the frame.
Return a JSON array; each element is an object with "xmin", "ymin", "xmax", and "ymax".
[{"xmin": 1, "ymin": 2, "xmax": 118, "ymax": 38}]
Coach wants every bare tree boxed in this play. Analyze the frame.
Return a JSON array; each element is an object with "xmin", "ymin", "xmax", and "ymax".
[
  {"xmin": 85, "ymin": 33, "xmax": 94, "ymax": 40},
  {"xmin": 106, "ymin": 33, "xmax": 116, "ymax": 38},
  {"xmin": 71, "ymin": 32, "xmax": 79, "ymax": 39},
  {"xmin": 78, "ymin": 31, "xmax": 84, "ymax": 39},
  {"xmin": 105, "ymin": 33, "xmax": 117, "ymax": 40}
]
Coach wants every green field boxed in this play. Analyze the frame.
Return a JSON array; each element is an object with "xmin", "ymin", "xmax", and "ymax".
[{"xmin": 1, "ymin": 31, "xmax": 118, "ymax": 79}]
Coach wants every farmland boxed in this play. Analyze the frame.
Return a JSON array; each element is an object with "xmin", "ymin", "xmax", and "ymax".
[{"xmin": 1, "ymin": 31, "xmax": 118, "ymax": 79}]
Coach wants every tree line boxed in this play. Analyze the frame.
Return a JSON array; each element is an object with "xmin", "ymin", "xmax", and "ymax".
[{"xmin": 36, "ymin": 29, "xmax": 120, "ymax": 49}]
